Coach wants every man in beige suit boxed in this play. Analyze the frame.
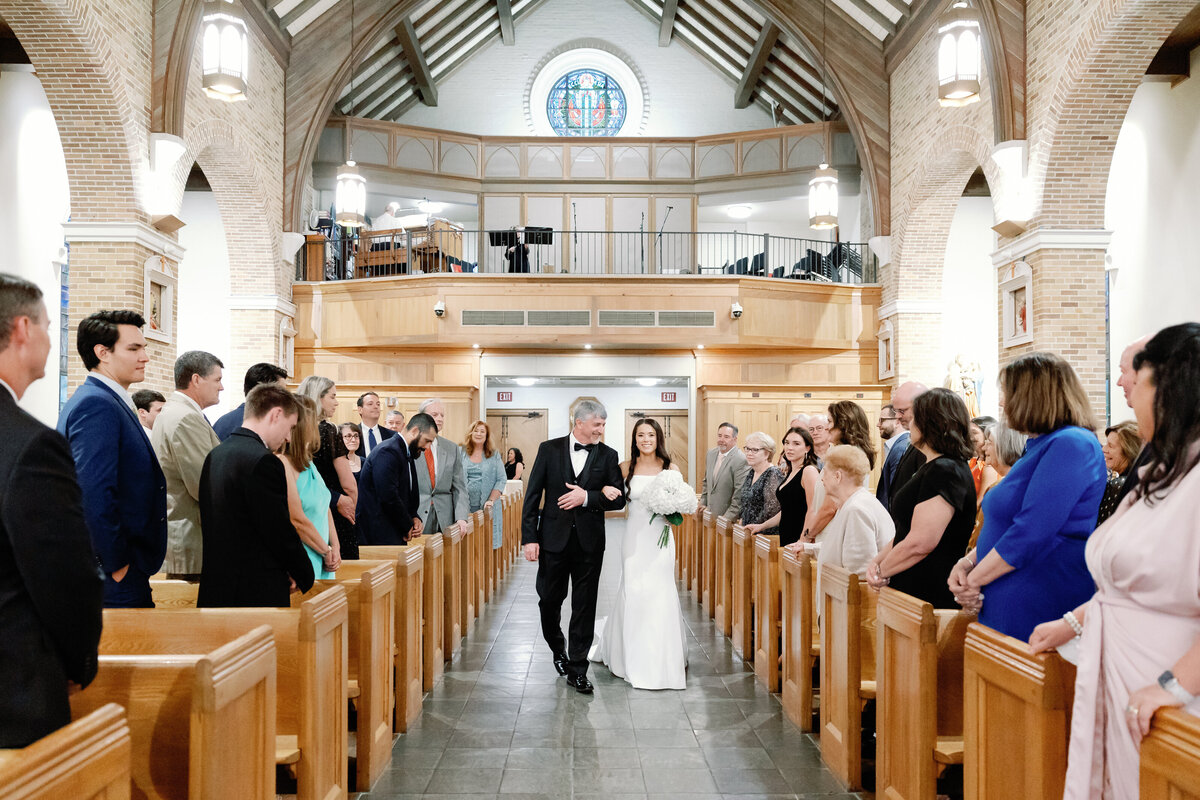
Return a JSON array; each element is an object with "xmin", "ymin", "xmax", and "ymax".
[
  {"xmin": 699, "ymin": 422, "xmax": 749, "ymax": 521},
  {"xmin": 413, "ymin": 398, "xmax": 469, "ymax": 534},
  {"xmin": 152, "ymin": 351, "xmax": 223, "ymax": 580}
]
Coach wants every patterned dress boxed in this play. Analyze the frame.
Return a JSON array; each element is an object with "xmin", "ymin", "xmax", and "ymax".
[{"xmin": 736, "ymin": 466, "xmax": 784, "ymax": 535}]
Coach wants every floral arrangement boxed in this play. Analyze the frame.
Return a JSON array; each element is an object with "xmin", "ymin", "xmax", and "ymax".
[{"xmin": 642, "ymin": 469, "xmax": 699, "ymax": 548}]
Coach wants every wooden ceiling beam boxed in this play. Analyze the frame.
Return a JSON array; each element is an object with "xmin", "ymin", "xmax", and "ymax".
[
  {"xmin": 735, "ymin": 22, "xmax": 780, "ymax": 108},
  {"xmin": 497, "ymin": 0, "xmax": 515, "ymax": 44},
  {"xmin": 395, "ymin": 16, "xmax": 437, "ymax": 106},
  {"xmin": 243, "ymin": 0, "xmax": 291, "ymax": 66},
  {"xmin": 344, "ymin": 54, "xmax": 408, "ymax": 116},
  {"xmin": 276, "ymin": 0, "xmax": 324, "ymax": 32},
  {"xmin": 660, "ymin": 0, "xmax": 679, "ymax": 46},
  {"xmin": 877, "ymin": 0, "xmax": 910, "ymax": 18},
  {"xmin": 886, "ymin": 0, "xmax": 952, "ymax": 73},
  {"xmin": 846, "ymin": 0, "xmax": 897, "ymax": 37}
]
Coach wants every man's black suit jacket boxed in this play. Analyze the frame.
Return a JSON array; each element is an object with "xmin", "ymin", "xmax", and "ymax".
[
  {"xmin": 355, "ymin": 423, "xmax": 395, "ymax": 459},
  {"xmin": 521, "ymin": 436, "xmax": 626, "ymax": 554},
  {"xmin": 0, "ymin": 390, "xmax": 103, "ymax": 747},
  {"xmin": 357, "ymin": 435, "xmax": 420, "ymax": 545},
  {"xmin": 197, "ymin": 428, "xmax": 314, "ymax": 607}
]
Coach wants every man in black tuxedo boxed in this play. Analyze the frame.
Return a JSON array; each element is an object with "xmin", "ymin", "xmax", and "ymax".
[
  {"xmin": 197, "ymin": 384, "xmax": 314, "ymax": 607},
  {"xmin": 0, "ymin": 274, "xmax": 103, "ymax": 746},
  {"xmin": 357, "ymin": 413, "xmax": 438, "ymax": 545},
  {"xmin": 522, "ymin": 400, "xmax": 625, "ymax": 693}
]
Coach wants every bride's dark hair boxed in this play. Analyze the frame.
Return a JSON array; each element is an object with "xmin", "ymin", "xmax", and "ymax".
[{"xmin": 627, "ymin": 417, "xmax": 671, "ymax": 493}]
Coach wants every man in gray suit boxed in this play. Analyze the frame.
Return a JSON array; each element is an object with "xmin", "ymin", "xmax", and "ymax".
[
  {"xmin": 414, "ymin": 398, "xmax": 469, "ymax": 534},
  {"xmin": 153, "ymin": 350, "xmax": 224, "ymax": 580},
  {"xmin": 699, "ymin": 422, "xmax": 749, "ymax": 521}
]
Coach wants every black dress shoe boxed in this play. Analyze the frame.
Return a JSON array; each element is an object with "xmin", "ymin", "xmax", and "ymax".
[
  {"xmin": 552, "ymin": 652, "xmax": 569, "ymax": 676},
  {"xmin": 569, "ymin": 674, "xmax": 594, "ymax": 694}
]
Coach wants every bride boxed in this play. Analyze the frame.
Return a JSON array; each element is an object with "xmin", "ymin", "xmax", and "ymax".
[{"xmin": 590, "ymin": 418, "xmax": 688, "ymax": 690}]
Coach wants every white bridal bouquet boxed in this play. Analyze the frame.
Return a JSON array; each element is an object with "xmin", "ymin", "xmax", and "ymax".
[{"xmin": 642, "ymin": 470, "xmax": 699, "ymax": 548}]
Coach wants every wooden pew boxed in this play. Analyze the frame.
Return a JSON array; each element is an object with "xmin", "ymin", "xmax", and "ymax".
[
  {"xmin": 359, "ymin": 544, "xmax": 426, "ymax": 733},
  {"xmin": 418, "ymin": 533, "xmax": 445, "ymax": 688},
  {"xmin": 1142, "ymin": 708, "xmax": 1200, "ymax": 799},
  {"xmin": 294, "ymin": 561, "xmax": 396, "ymax": 790},
  {"xmin": 459, "ymin": 516, "xmax": 476, "ymax": 628},
  {"xmin": 753, "ymin": 534, "xmax": 782, "ymax": 692},
  {"xmin": 484, "ymin": 505, "xmax": 497, "ymax": 600},
  {"xmin": 781, "ymin": 548, "xmax": 817, "ymax": 731},
  {"xmin": 675, "ymin": 509, "xmax": 688, "ymax": 584},
  {"xmin": 473, "ymin": 509, "xmax": 488, "ymax": 610},
  {"xmin": 0, "ymin": 704, "xmax": 131, "ymax": 800},
  {"xmin": 714, "ymin": 516, "xmax": 733, "ymax": 635},
  {"xmin": 876, "ymin": 588, "xmax": 971, "ymax": 800},
  {"xmin": 730, "ymin": 524, "xmax": 755, "ymax": 659},
  {"xmin": 963, "ymin": 622, "xmax": 1075, "ymax": 800},
  {"xmin": 819, "ymin": 563, "xmax": 878, "ymax": 790},
  {"xmin": 443, "ymin": 524, "xmax": 464, "ymax": 658},
  {"xmin": 701, "ymin": 511, "xmax": 715, "ymax": 615},
  {"xmin": 79, "ymin": 625, "xmax": 278, "ymax": 800},
  {"xmin": 102, "ymin": 590, "xmax": 349, "ymax": 800}
]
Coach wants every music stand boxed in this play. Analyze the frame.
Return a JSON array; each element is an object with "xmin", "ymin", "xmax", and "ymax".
[
  {"xmin": 523, "ymin": 226, "xmax": 553, "ymax": 272},
  {"xmin": 489, "ymin": 230, "xmax": 519, "ymax": 272}
]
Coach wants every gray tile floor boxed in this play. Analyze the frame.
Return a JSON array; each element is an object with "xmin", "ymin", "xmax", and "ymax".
[{"xmin": 363, "ymin": 519, "xmax": 862, "ymax": 799}]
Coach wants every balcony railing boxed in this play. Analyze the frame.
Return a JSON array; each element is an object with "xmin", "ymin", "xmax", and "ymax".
[{"xmin": 297, "ymin": 226, "xmax": 878, "ymax": 284}]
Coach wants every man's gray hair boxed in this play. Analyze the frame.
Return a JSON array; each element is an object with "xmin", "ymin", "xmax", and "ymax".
[
  {"xmin": 418, "ymin": 397, "xmax": 444, "ymax": 414},
  {"xmin": 0, "ymin": 273, "xmax": 44, "ymax": 352},
  {"xmin": 174, "ymin": 350, "xmax": 224, "ymax": 390},
  {"xmin": 573, "ymin": 399, "xmax": 607, "ymax": 423},
  {"xmin": 992, "ymin": 416, "xmax": 1028, "ymax": 469},
  {"xmin": 385, "ymin": 409, "xmax": 405, "ymax": 420}
]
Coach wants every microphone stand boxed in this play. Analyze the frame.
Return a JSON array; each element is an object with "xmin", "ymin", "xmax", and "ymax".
[
  {"xmin": 572, "ymin": 202, "xmax": 579, "ymax": 273},
  {"xmin": 655, "ymin": 205, "xmax": 673, "ymax": 273}
]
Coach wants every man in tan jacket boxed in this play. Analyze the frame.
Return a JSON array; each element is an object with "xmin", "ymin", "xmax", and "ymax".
[
  {"xmin": 700, "ymin": 421, "xmax": 749, "ymax": 521},
  {"xmin": 152, "ymin": 351, "xmax": 223, "ymax": 580}
]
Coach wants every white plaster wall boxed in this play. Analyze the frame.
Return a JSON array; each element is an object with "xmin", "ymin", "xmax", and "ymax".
[
  {"xmin": 1105, "ymin": 49, "xmax": 1200, "ymax": 422},
  {"xmin": 0, "ymin": 66, "xmax": 69, "ymax": 425},
  {"xmin": 395, "ymin": 0, "xmax": 775, "ymax": 136},
  {"xmin": 940, "ymin": 196, "xmax": 999, "ymax": 416},
  {"xmin": 176, "ymin": 189, "xmax": 233, "ymax": 421}
]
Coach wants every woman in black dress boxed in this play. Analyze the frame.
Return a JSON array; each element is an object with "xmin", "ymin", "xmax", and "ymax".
[
  {"xmin": 743, "ymin": 426, "xmax": 820, "ymax": 547},
  {"xmin": 504, "ymin": 447, "xmax": 524, "ymax": 480},
  {"xmin": 865, "ymin": 388, "xmax": 976, "ymax": 608},
  {"xmin": 298, "ymin": 376, "xmax": 360, "ymax": 560}
]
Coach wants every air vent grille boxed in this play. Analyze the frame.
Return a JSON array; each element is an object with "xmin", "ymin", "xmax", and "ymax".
[
  {"xmin": 527, "ymin": 310, "xmax": 591, "ymax": 326},
  {"xmin": 657, "ymin": 311, "xmax": 716, "ymax": 327},
  {"xmin": 461, "ymin": 309, "xmax": 525, "ymax": 326},
  {"xmin": 598, "ymin": 310, "xmax": 657, "ymax": 327}
]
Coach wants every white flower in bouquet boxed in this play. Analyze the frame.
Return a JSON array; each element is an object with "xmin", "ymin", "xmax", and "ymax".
[{"xmin": 641, "ymin": 469, "xmax": 699, "ymax": 548}]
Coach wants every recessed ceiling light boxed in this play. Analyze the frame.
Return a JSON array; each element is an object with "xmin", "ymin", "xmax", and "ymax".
[
  {"xmin": 583, "ymin": 344, "xmax": 592, "ymax": 350},
  {"xmin": 727, "ymin": 205, "xmax": 752, "ymax": 219},
  {"xmin": 472, "ymin": 343, "xmax": 480, "ymax": 349},
  {"xmin": 636, "ymin": 378, "xmax": 659, "ymax": 387},
  {"xmin": 514, "ymin": 378, "xmax": 537, "ymax": 387},
  {"xmin": 697, "ymin": 344, "xmax": 705, "ymax": 349}
]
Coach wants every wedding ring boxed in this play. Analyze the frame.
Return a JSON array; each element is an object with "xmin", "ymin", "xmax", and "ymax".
[{"xmin": 1126, "ymin": 705, "xmax": 1139, "ymax": 715}]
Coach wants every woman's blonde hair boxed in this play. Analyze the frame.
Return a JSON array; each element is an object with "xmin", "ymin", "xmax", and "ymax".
[
  {"xmin": 1104, "ymin": 420, "xmax": 1142, "ymax": 473},
  {"xmin": 297, "ymin": 375, "xmax": 335, "ymax": 419},
  {"xmin": 745, "ymin": 431, "xmax": 776, "ymax": 456},
  {"xmin": 282, "ymin": 395, "xmax": 320, "ymax": 471},
  {"xmin": 1001, "ymin": 352, "xmax": 1095, "ymax": 434},
  {"xmin": 462, "ymin": 420, "xmax": 495, "ymax": 458},
  {"xmin": 823, "ymin": 444, "xmax": 870, "ymax": 483}
]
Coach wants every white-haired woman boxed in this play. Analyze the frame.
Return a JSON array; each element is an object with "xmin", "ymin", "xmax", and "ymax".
[
  {"xmin": 725, "ymin": 431, "xmax": 784, "ymax": 536},
  {"xmin": 298, "ymin": 376, "xmax": 359, "ymax": 560}
]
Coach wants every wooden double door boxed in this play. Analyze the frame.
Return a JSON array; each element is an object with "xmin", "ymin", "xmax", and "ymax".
[{"xmin": 486, "ymin": 409, "xmax": 549, "ymax": 490}]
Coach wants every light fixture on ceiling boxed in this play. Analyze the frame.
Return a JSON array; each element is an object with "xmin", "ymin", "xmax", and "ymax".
[
  {"xmin": 417, "ymin": 197, "xmax": 445, "ymax": 214},
  {"xmin": 583, "ymin": 344, "xmax": 593, "ymax": 350},
  {"xmin": 336, "ymin": 0, "xmax": 366, "ymax": 227},
  {"xmin": 201, "ymin": 0, "xmax": 249, "ymax": 102},
  {"xmin": 809, "ymin": 1, "xmax": 838, "ymax": 230},
  {"xmin": 937, "ymin": 0, "xmax": 983, "ymax": 107},
  {"xmin": 696, "ymin": 344, "xmax": 705, "ymax": 350},
  {"xmin": 727, "ymin": 205, "xmax": 752, "ymax": 220},
  {"xmin": 514, "ymin": 378, "xmax": 537, "ymax": 387},
  {"xmin": 636, "ymin": 378, "xmax": 659, "ymax": 387},
  {"xmin": 472, "ymin": 343, "xmax": 480, "ymax": 349}
]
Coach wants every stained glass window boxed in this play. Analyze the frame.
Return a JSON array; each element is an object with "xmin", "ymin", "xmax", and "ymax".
[{"xmin": 546, "ymin": 69, "xmax": 627, "ymax": 136}]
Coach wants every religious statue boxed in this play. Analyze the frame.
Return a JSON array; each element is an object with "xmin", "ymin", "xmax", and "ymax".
[{"xmin": 944, "ymin": 354, "xmax": 982, "ymax": 417}]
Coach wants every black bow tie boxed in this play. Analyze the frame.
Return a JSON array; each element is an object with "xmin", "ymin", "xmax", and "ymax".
[{"xmin": 574, "ymin": 442, "xmax": 595, "ymax": 452}]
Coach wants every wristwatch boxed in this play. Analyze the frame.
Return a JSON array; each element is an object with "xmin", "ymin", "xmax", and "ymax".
[{"xmin": 1159, "ymin": 670, "xmax": 1197, "ymax": 704}]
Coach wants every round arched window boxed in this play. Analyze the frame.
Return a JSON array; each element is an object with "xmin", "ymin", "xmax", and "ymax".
[{"xmin": 546, "ymin": 69, "xmax": 627, "ymax": 136}]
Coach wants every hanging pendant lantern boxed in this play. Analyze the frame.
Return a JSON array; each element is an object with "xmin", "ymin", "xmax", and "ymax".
[
  {"xmin": 937, "ymin": 0, "xmax": 982, "ymax": 107},
  {"xmin": 201, "ymin": 0, "xmax": 249, "ymax": 102},
  {"xmin": 335, "ymin": 161, "xmax": 366, "ymax": 228},
  {"xmin": 809, "ymin": 163, "xmax": 839, "ymax": 230}
]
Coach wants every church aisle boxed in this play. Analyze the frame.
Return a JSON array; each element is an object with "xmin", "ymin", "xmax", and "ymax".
[{"xmin": 363, "ymin": 520, "xmax": 861, "ymax": 799}]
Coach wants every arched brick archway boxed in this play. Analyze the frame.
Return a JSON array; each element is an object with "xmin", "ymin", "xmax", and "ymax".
[
  {"xmin": 888, "ymin": 125, "xmax": 1000, "ymax": 385},
  {"xmin": 1033, "ymin": 0, "xmax": 1197, "ymax": 228},
  {"xmin": 0, "ymin": 0, "xmax": 144, "ymax": 221}
]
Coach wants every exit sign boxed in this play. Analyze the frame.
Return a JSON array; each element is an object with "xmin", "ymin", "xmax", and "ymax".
[
  {"xmin": 661, "ymin": 391, "xmax": 676, "ymax": 402},
  {"xmin": 497, "ymin": 391, "xmax": 512, "ymax": 402}
]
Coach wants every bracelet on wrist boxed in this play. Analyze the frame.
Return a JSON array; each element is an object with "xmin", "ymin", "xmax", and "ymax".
[
  {"xmin": 1159, "ymin": 670, "xmax": 1197, "ymax": 704},
  {"xmin": 1063, "ymin": 611, "xmax": 1083, "ymax": 637}
]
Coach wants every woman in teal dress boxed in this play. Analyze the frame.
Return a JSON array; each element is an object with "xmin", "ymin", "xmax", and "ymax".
[
  {"xmin": 280, "ymin": 396, "xmax": 340, "ymax": 579},
  {"xmin": 460, "ymin": 421, "xmax": 507, "ymax": 549}
]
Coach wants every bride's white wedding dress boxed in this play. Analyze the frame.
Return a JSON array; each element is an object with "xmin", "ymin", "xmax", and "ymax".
[{"xmin": 589, "ymin": 473, "xmax": 688, "ymax": 690}]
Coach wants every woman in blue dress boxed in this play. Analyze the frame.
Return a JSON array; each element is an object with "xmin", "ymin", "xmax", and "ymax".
[
  {"xmin": 279, "ymin": 396, "xmax": 339, "ymax": 580},
  {"xmin": 948, "ymin": 352, "xmax": 1106, "ymax": 641},
  {"xmin": 461, "ymin": 421, "xmax": 507, "ymax": 549}
]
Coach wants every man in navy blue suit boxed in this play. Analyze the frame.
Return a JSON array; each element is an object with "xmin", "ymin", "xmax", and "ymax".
[
  {"xmin": 58, "ymin": 310, "xmax": 167, "ymax": 608},
  {"xmin": 357, "ymin": 413, "xmax": 438, "ymax": 545}
]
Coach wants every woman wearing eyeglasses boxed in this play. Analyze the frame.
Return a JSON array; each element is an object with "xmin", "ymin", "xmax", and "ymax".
[{"xmin": 723, "ymin": 432, "xmax": 783, "ymax": 537}]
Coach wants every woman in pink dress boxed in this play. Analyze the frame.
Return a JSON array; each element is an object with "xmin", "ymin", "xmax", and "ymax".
[{"xmin": 1030, "ymin": 323, "xmax": 1200, "ymax": 799}]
